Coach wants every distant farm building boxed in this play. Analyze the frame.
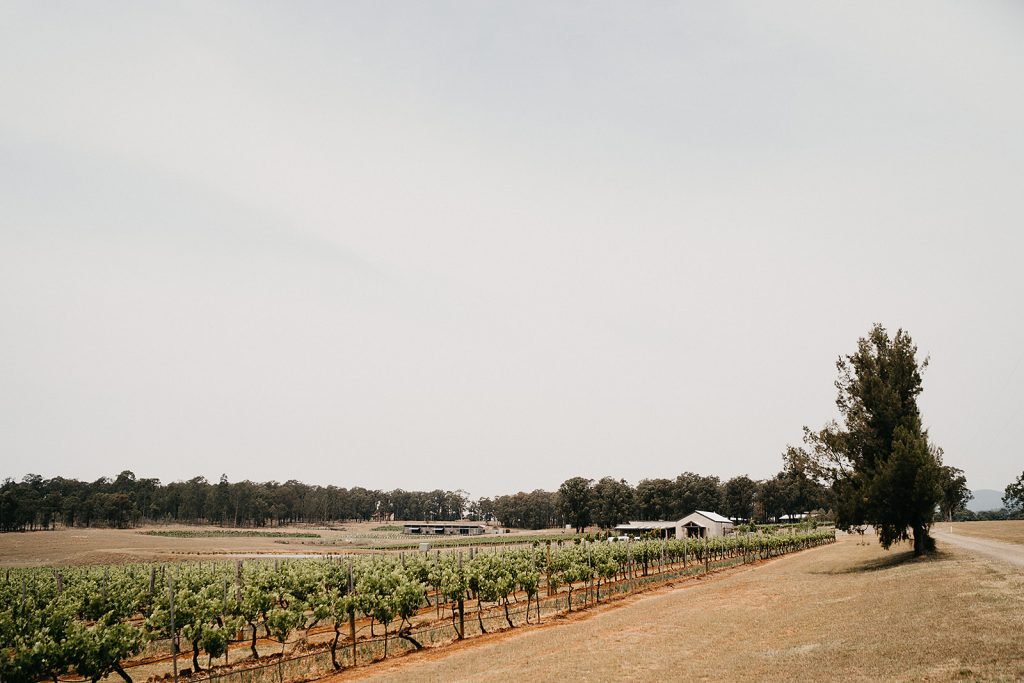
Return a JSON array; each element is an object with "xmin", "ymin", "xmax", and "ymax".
[
  {"xmin": 778, "ymin": 513, "xmax": 809, "ymax": 522},
  {"xmin": 402, "ymin": 522, "xmax": 486, "ymax": 536},
  {"xmin": 615, "ymin": 510, "xmax": 735, "ymax": 539},
  {"xmin": 611, "ymin": 520, "xmax": 677, "ymax": 539}
]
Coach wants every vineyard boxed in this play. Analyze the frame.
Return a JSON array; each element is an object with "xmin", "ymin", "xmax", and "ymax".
[{"xmin": 0, "ymin": 529, "xmax": 834, "ymax": 683}]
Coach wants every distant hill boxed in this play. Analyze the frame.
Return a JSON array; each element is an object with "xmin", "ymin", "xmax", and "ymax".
[{"xmin": 968, "ymin": 489, "xmax": 1005, "ymax": 512}]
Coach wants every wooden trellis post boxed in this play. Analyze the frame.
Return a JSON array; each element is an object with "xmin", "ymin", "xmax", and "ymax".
[
  {"xmin": 348, "ymin": 559, "xmax": 356, "ymax": 667},
  {"xmin": 168, "ymin": 576, "xmax": 178, "ymax": 683}
]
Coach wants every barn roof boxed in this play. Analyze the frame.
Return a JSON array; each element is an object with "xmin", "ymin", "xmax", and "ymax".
[
  {"xmin": 614, "ymin": 520, "xmax": 677, "ymax": 530},
  {"xmin": 615, "ymin": 511, "xmax": 733, "ymax": 531},
  {"xmin": 693, "ymin": 510, "xmax": 732, "ymax": 524}
]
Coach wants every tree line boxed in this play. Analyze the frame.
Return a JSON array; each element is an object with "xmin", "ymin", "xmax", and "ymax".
[
  {"xmin": 0, "ymin": 461, "xmax": 828, "ymax": 533},
  {"xmin": 0, "ymin": 473, "xmax": 469, "ymax": 532},
  {"xmin": 495, "ymin": 463, "xmax": 829, "ymax": 533}
]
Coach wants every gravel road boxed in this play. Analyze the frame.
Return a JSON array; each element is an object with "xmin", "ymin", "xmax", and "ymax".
[{"xmin": 932, "ymin": 528, "xmax": 1024, "ymax": 568}]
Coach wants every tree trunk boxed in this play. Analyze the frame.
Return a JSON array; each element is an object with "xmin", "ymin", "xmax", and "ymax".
[
  {"xmin": 913, "ymin": 525, "xmax": 933, "ymax": 556},
  {"xmin": 458, "ymin": 598, "xmax": 465, "ymax": 639},
  {"xmin": 350, "ymin": 610, "xmax": 356, "ymax": 666}
]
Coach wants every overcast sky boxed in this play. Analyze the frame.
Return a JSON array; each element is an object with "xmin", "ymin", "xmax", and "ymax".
[{"xmin": 1, "ymin": 1, "xmax": 1022, "ymax": 498}]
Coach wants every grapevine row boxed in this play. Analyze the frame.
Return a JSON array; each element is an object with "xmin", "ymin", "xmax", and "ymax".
[{"xmin": 0, "ymin": 529, "xmax": 835, "ymax": 682}]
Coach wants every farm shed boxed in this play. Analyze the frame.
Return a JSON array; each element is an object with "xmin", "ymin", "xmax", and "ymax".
[
  {"xmin": 677, "ymin": 510, "xmax": 734, "ymax": 538},
  {"xmin": 615, "ymin": 510, "xmax": 734, "ymax": 540},
  {"xmin": 402, "ymin": 522, "xmax": 486, "ymax": 536},
  {"xmin": 612, "ymin": 520, "xmax": 678, "ymax": 539}
]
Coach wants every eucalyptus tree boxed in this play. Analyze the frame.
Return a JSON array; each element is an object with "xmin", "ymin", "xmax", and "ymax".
[
  {"xmin": 558, "ymin": 477, "xmax": 593, "ymax": 533},
  {"xmin": 591, "ymin": 477, "xmax": 635, "ymax": 529},
  {"xmin": 1003, "ymin": 471, "xmax": 1024, "ymax": 513},
  {"xmin": 723, "ymin": 476, "xmax": 757, "ymax": 521},
  {"xmin": 938, "ymin": 464, "xmax": 972, "ymax": 522}
]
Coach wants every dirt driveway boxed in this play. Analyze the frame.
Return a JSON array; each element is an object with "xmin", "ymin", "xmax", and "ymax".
[{"xmin": 932, "ymin": 528, "xmax": 1024, "ymax": 568}]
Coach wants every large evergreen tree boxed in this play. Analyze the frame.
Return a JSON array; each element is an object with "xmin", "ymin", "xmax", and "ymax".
[{"xmin": 807, "ymin": 324, "xmax": 943, "ymax": 555}]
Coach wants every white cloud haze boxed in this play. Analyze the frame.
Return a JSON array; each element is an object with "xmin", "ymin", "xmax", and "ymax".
[{"xmin": 2, "ymin": 1, "xmax": 1022, "ymax": 497}]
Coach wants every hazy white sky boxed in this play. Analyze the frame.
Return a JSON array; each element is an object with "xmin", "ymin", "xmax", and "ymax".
[{"xmin": 2, "ymin": 1, "xmax": 1022, "ymax": 497}]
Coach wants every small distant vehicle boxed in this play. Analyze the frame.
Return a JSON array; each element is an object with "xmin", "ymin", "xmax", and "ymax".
[{"xmin": 607, "ymin": 535, "xmax": 631, "ymax": 543}]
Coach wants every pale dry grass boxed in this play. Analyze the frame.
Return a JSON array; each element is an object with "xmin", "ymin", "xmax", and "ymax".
[
  {"xmin": 0, "ymin": 522, "xmax": 559, "ymax": 566},
  {"xmin": 0, "ymin": 525, "xmax": 335, "ymax": 566},
  {"xmin": 945, "ymin": 520, "xmax": 1024, "ymax": 545},
  {"xmin": 329, "ymin": 533, "xmax": 1024, "ymax": 683}
]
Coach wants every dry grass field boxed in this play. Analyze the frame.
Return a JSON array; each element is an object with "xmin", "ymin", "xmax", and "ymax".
[
  {"xmin": 328, "ymin": 532, "xmax": 1024, "ymax": 683},
  {"xmin": 944, "ymin": 520, "xmax": 1024, "ymax": 545},
  {"xmin": 0, "ymin": 525, "xmax": 345, "ymax": 566},
  {"xmin": 0, "ymin": 522, "xmax": 569, "ymax": 566}
]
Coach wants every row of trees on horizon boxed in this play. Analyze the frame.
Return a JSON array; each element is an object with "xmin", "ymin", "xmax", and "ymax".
[
  {"xmin": 1, "ymin": 459, "xmax": 1015, "ymax": 535},
  {"xmin": 0, "ymin": 462, "xmax": 830, "ymax": 532}
]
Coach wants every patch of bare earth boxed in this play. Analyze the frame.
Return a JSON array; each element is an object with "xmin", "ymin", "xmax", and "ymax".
[{"xmin": 324, "ymin": 533, "xmax": 1024, "ymax": 683}]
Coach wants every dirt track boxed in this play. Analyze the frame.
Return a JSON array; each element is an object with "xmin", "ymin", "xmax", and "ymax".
[{"xmin": 932, "ymin": 528, "xmax": 1024, "ymax": 568}]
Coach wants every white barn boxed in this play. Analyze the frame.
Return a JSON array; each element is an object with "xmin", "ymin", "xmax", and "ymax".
[
  {"xmin": 677, "ymin": 510, "xmax": 734, "ymax": 538},
  {"xmin": 615, "ymin": 510, "xmax": 734, "ymax": 540}
]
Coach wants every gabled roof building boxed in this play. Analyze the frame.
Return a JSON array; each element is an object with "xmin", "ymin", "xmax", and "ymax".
[{"xmin": 615, "ymin": 510, "xmax": 734, "ymax": 539}]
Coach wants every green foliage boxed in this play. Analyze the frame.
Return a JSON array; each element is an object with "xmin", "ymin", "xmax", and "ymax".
[
  {"xmin": 67, "ymin": 618, "xmax": 142, "ymax": 682},
  {"xmin": 266, "ymin": 601, "xmax": 305, "ymax": 646},
  {"xmin": 558, "ymin": 477, "xmax": 594, "ymax": 533},
  {"xmin": 591, "ymin": 477, "xmax": 635, "ymax": 529},
  {"xmin": 723, "ymin": 475, "xmax": 757, "ymax": 521},
  {"xmin": 1003, "ymin": 472, "xmax": 1024, "ymax": 513},
  {"xmin": 491, "ymin": 490, "xmax": 562, "ymax": 529},
  {"xmin": 806, "ymin": 324, "xmax": 943, "ymax": 555},
  {"xmin": 633, "ymin": 473, "xmax": 723, "ymax": 521},
  {"xmin": 938, "ymin": 465, "xmax": 972, "ymax": 522}
]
